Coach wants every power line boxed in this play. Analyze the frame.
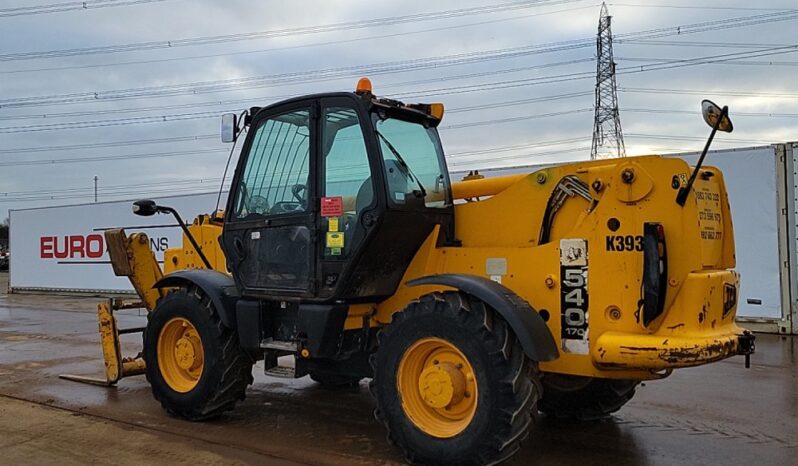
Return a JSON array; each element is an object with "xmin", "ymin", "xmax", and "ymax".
[
  {"xmin": 615, "ymin": 46, "xmax": 798, "ymax": 74},
  {"xmin": 620, "ymin": 87, "xmax": 798, "ymax": 98},
  {"xmin": 0, "ymin": 3, "xmax": 598, "ymax": 75},
  {"xmin": 5, "ymin": 10, "xmax": 798, "ymax": 109},
  {"xmin": 0, "ymin": 0, "xmax": 584, "ymax": 61},
  {"xmin": 608, "ymin": 3, "xmax": 793, "ymax": 12},
  {"xmin": 625, "ymin": 133, "xmax": 780, "ymax": 145},
  {"xmin": 625, "ymin": 108, "xmax": 798, "ymax": 118},
  {"xmin": 441, "ymin": 108, "xmax": 593, "ymax": 130},
  {"xmin": 0, "ymin": 0, "xmax": 169, "ymax": 17},
  {"xmin": 0, "ymin": 184, "xmax": 223, "ymax": 203},
  {"xmin": 0, "ymin": 61, "xmax": 594, "ymax": 122},
  {"xmin": 1, "ymin": 142, "xmax": 595, "ymax": 201},
  {"xmin": 3, "ymin": 127, "xmax": 788, "ymax": 201},
  {"xmin": 616, "ymin": 39, "xmax": 797, "ymax": 49},
  {"xmin": 618, "ymin": 56, "xmax": 798, "ymax": 67},
  {"xmin": 1, "ymin": 45, "xmax": 794, "ymax": 137},
  {"xmin": 448, "ymin": 145, "xmax": 591, "ymax": 167},
  {"xmin": 0, "ymin": 43, "xmax": 595, "ymax": 108},
  {"xmin": 1, "ymin": 177, "xmax": 222, "ymax": 196},
  {"xmin": 5, "ymin": 40, "xmax": 786, "ymax": 112},
  {"xmin": 0, "ymin": 78, "xmax": 596, "ymax": 134},
  {"xmin": 0, "ymin": 133, "xmax": 217, "ymax": 154},
  {"xmin": 0, "ymin": 148, "xmax": 226, "ymax": 167},
  {"xmin": 447, "ymin": 137, "xmax": 588, "ymax": 158},
  {"xmin": 447, "ymin": 91, "xmax": 593, "ymax": 113},
  {"xmin": 0, "ymin": 109, "xmax": 241, "ymax": 133},
  {"xmin": 613, "ymin": 9, "xmax": 798, "ymax": 41},
  {"xmin": 0, "ymin": 108, "xmax": 592, "ymax": 167},
  {"xmin": 393, "ymin": 46, "xmax": 798, "ymax": 100}
]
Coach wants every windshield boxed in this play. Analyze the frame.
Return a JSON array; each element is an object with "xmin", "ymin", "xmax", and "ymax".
[{"xmin": 373, "ymin": 116, "xmax": 450, "ymax": 208}]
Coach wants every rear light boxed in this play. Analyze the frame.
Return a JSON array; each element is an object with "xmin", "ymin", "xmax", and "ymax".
[
  {"xmin": 642, "ymin": 223, "xmax": 668, "ymax": 326},
  {"xmin": 723, "ymin": 283, "xmax": 737, "ymax": 317}
]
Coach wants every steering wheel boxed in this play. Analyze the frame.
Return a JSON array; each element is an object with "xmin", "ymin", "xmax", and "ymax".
[
  {"xmin": 291, "ymin": 184, "xmax": 307, "ymax": 206},
  {"xmin": 271, "ymin": 201, "xmax": 303, "ymax": 214},
  {"xmin": 249, "ymin": 195, "xmax": 270, "ymax": 215}
]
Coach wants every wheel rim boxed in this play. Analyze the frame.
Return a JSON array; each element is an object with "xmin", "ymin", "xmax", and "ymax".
[
  {"xmin": 397, "ymin": 337, "xmax": 478, "ymax": 438},
  {"xmin": 157, "ymin": 317, "xmax": 204, "ymax": 393}
]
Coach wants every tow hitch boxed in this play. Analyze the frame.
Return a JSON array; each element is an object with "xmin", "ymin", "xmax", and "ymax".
[{"xmin": 738, "ymin": 330, "xmax": 755, "ymax": 368}]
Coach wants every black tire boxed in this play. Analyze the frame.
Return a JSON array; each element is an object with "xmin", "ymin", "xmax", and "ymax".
[
  {"xmin": 144, "ymin": 287, "xmax": 254, "ymax": 421},
  {"xmin": 370, "ymin": 292, "xmax": 539, "ymax": 466},
  {"xmin": 309, "ymin": 372, "xmax": 362, "ymax": 389},
  {"xmin": 538, "ymin": 374, "xmax": 638, "ymax": 421}
]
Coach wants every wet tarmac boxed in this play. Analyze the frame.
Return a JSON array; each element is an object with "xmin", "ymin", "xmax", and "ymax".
[{"xmin": 1, "ymin": 271, "xmax": 796, "ymax": 465}]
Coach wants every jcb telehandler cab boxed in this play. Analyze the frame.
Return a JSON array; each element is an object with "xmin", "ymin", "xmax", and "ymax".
[{"xmin": 65, "ymin": 79, "xmax": 754, "ymax": 465}]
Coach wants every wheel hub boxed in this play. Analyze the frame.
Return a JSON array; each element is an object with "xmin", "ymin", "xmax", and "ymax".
[
  {"xmin": 418, "ymin": 362, "xmax": 466, "ymax": 409},
  {"xmin": 157, "ymin": 317, "xmax": 204, "ymax": 393},
  {"xmin": 397, "ymin": 337, "xmax": 478, "ymax": 438},
  {"xmin": 174, "ymin": 337, "xmax": 196, "ymax": 370}
]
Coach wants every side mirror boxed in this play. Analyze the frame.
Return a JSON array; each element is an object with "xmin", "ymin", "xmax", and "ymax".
[
  {"xmin": 132, "ymin": 199, "xmax": 158, "ymax": 217},
  {"xmin": 701, "ymin": 100, "xmax": 733, "ymax": 133},
  {"xmin": 221, "ymin": 113, "xmax": 238, "ymax": 143}
]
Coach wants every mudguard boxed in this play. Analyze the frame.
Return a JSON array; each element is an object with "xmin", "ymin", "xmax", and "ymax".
[
  {"xmin": 406, "ymin": 274, "xmax": 559, "ymax": 362},
  {"xmin": 153, "ymin": 269, "xmax": 239, "ymax": 329}
]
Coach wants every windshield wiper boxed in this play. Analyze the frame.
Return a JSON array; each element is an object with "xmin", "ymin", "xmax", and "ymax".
[{"xmin": 375, "ymin": 130, "xmax": 427, "ymax": 198}]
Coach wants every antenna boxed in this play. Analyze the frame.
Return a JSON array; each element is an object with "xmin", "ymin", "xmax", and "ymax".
[{"xmin": 591, "ymin": 2, "xmax": 626, "ymax": 160}]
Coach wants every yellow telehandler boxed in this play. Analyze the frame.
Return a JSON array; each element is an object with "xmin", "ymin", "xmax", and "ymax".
[{"xmin": 64, "ymin": 79, "xmax": 754, "ymax": 465}]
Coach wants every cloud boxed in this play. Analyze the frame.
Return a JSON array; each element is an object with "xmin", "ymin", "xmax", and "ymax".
[{"xmin": 1, "ymin": 0, "xmax": 797, "ymax": 216}]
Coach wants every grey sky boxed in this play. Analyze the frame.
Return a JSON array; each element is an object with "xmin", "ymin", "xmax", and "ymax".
[{"xmin": 1, "ymin": 0, "xmax": 796, "ymax": 218}]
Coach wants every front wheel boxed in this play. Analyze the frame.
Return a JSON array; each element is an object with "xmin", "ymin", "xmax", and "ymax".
[
  {"xmin": 144, "ymin": 287, "xmax": 254, "ymax": 420},
  {"xmin": 371, "ymin": 292, "xmax": 539, "ymax": 465}
]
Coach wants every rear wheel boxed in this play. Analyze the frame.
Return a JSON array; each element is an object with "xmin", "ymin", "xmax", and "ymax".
[
  {"xmin": 144, "ymin": 287, "xmax": 254, "ymax": 420},
  {"xmin": 371, "ymin": 292, "xmax": 539, "ymax": 465},
  {"xmin": 538, "ymin": 374, "xmax": 638, "ymax": 421}
]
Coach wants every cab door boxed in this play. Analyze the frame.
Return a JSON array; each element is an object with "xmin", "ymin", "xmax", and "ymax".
[
  {"xmin": 315, "ymin": 98, "xmax": 381, "ymax": 299},
  {"xmin": 222, "ymin": 102, "xmax": 318, "ymax": 297}
]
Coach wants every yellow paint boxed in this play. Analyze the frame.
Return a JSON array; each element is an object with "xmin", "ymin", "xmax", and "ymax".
[
  {"xmin": 377, "ymin": 156, "xmax": 745, "ymax": 380},
  {"xmin": 163, "ymin": 215, "xmax": 227, "ymax": 275},
  {"xmin": 104, "ymin": 229, "xmax": 165, "ymax": 311},
  {"xmin": 397, "ymin": 337, "xmax": 477, "ymax": 438},
  {"xmin": 328, "ymin": 217, "xmax": 339, "ymax": 232},
  {"xmin": 157, "ymin": 317, "xmax": 204, "ymax": 393},
  {"xmin": 612, "ymin": 161, "xmax": 654, "ymax": 203},
  {"xmin": 96, "ymin": 301, "xmax": 121, "ymax": 382},
  {"xmin": 343, "ymin": 303, "xmax": 377, "ymax": 330}
]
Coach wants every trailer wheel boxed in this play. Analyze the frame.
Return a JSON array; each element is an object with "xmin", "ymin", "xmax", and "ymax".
[
  {"xmin": 370, "ymin": 292, "xmax": 539, "ymax": 465},
  {"xmin": 144, "ymin": 287, "xmax": 253, "ymax": 420},
  {"xmin": 538, "ymin": 374, "xmax": 638, "ymax": 421}
]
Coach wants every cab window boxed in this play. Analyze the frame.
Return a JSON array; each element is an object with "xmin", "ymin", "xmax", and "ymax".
[
  {"xmin": 233, "ymin": 109, "xmax": 311, "ymax": 219},
  {"xmin": 322, "ymin": 106, "xmax": 373, "ymax": 258},
  {"xmin": 374, "ymin": 117, "xmax": 449, "ymax": 208}
]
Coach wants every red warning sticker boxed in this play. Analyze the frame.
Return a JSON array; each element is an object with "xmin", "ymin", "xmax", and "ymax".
[{"xmin": 320, "ymin": 196, "xmax": 343, "ymax": 217}]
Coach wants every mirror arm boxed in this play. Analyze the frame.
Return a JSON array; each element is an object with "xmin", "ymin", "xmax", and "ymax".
[
  {"xmin": 156, "ymin": 206, "xmax": 214, "ymax": 270},
  {"xmin": 676, "ymin": 105, "xmax": 728, "ymax": 207}
]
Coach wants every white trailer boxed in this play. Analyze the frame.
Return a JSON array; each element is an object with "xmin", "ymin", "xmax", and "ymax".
[{"xmin": 9, "ymin": 191, "xmax": 225, "ymax": 294}]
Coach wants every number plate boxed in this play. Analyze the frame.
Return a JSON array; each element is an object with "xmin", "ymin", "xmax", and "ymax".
[{"xmin": 560, "ymin": 239, "xmax": 589, "ymax": 354}]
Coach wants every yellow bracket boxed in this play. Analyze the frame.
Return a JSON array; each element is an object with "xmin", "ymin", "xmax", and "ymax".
[{"xmin": 60, "ymin": 300, "xmax": 146, "ymax": 386}]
